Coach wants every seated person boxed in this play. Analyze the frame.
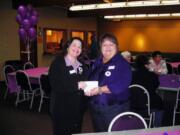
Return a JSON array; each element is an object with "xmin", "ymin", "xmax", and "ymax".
[
  {"xmin": 121, "ymin": 51, "xmax": 135, "ymax": 70},
  {"xmin": 121, "ymin": 51, "xmax": 132, "ymax": 63},
  {"xmin": 149, "ymin": 51, "xmax": 168, "ymax": 75},
  {"xmin": 132, "ymin": 54, "xmax": 164, "ymax": 127}
]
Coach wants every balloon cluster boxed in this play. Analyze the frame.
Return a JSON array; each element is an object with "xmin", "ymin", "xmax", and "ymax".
[{"xmin": 16, "ymin": 4, "xmax": 38, "ymax": 43}]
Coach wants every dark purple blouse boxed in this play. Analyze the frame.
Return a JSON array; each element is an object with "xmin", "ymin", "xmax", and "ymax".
[{"xmin": 89, "ymin": 53, "xmax": 132, "ymax": 106}]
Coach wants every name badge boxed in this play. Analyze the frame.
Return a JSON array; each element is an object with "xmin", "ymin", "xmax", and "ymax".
[
  {"xmin": 108, "ymin": 65, "xmax": 115, "ymax": 70},
  {"xmin": 69, "ymin": 70, "xmax": 76, "ymax": 74}
]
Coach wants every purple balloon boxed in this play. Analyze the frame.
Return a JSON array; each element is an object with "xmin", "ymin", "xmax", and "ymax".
[
  {"xmin": 18, "ymin": 5, "xmax": 27, "ymax": 18},
  {"xmin": 32, "ymin": 10, "xmax": 38, "ymax": 17},
  {"xmin": 22, "ymin": 19, "xmax": 31, "ymax": 30},
  {"xmin": 27, "ymin": 4, "xmax": 33, "ymax": 12},
  {"xmin": 30, "ymin": 15, "xmax": 38, "ymax": 26},
  {"xmin": 18, "ymin": 28, "xmax": 27, "ymax": 41},
  {"xmin": 26, "ymin": 12, "xmax": 31, "ymax": 19},
  {"xmin": 16, "ymin": 14, "xmax": 23, "ymax": 24},
  {"xmin": 28, "ymin": 27, "xmax": 36, "ymax": 41}
]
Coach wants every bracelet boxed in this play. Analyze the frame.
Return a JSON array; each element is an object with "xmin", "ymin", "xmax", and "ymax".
[{"xmin": 98, "ymin": 87, "xmax": 102, "ymax": 95}]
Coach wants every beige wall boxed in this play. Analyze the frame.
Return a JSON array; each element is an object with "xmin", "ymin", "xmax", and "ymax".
[
  {"xmin": 98, "ymin": 19, "xmax": 180, "ymax": 53},
  {"xmin": 0, "ymin": 0, "xmax": 97, "ymax": 80},
  {"xmin": 37, "ymin": 7, "xmax": 97, "ymax": 67},
  {"xmin": 0, "ymin": 0, "xmax": 20, "ymax": 80}
]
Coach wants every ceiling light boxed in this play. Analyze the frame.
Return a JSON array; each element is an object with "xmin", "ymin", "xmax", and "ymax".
[
  {"xmin": 127, "ymin": 1, "xmax": 144, "ymax": 7},
  {"xmin": 125, "ymin": 15, "xmax": 136, "ymax": 18},
  {"xmin": 147, "ymin": 14, "xmax": 159, "ymax": 17},
  {"xmin": 104, "ymin": 13, "xmax": 180, "ymax": 19},
  {"xmin": 158, "ymin": 13, "xmax": 171, "ymax": 17},
  {"xmin": 69, "ymin": 0, "xmax": 180, "ymax": 11},
  {"xmin": 171, "ymin": 13, "xmax": 180, "ymax": 16},
  {"xmin": 135, "ymin": 14, "xmax": 147, "ymax": 18},
  {"xmin": 161, "ymin": 0, "xmax": 179, "ymax": 5}
]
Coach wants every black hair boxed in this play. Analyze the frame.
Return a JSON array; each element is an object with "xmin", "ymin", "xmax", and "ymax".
[
  {"xmin": 99, "ymin": 33, "xmax": 119, "ymax": 50},
  {"xmin": 62, "ymin": 37, "xmax": 83, "ymax": 56},
  {"xmin": 152, "ymin": 51, "xmax": 162, "ymax": 58},
  {"xmin": 135, "ymin": 54, "xmax": 149, "ymax": 68}
]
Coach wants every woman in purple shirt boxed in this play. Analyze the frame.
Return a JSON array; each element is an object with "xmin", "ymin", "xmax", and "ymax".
[{"xmin": 86, "ymin": 33, "xmax": 132, "ymax": 132}]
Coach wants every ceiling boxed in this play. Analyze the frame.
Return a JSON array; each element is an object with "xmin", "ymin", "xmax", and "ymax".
[{"xmin": 12, "ymin": 0, "xmax": 180, "ymax": 17}]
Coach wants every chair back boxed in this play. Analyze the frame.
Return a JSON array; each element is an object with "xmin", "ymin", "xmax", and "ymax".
[
  {"xmin": 39, "ymin": 74, "xmax": 51, "ymax": 95},
  {"xmin": 174, "ymin": 89, "xmax": 180, "ymax": 109},
  {"xmin": 166, "ymin": 63, "xmax": 173, "ymax": 74},
  {"xmin": 129, "ymin": 84, "xmax": 151, "ymax": 115},
  {"xmin": 15, "ymin": 70, "xmax": 32, "ymax": 91},
  {"xmin": 178, "ymin": 64, "xmax": 180, "ymax": 75},
  {"xmin": 108, "ymin": 112, "xmax": 147, "ymax": 132},
  {"xmin": 129, "ymin": 84, "xmax": 153, "ymax": 127},
  {"xmin": 3, "ymin": 65, "xmax": 15, "ymax": 84},
  {"xmin": 173, "ymin": 89, "xmax": 180, "ymax": 125},
  {"xmin": 5, "ymin": 60, "xmax": 23, "ymax": 70},
  {"xmin": 23, "ymin": 62, "xmax": 34, "ymax": 70}
]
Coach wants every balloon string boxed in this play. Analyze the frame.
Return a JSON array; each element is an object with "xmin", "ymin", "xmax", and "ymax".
[{"xmin": 26, "ymin": 37, "xmax": 31, "ymax": 62}]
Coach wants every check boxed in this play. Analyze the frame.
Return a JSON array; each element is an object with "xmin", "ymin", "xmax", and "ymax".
[{"xmin": 83, "ymin": 81, "xmax": 98, "ymax": 93}]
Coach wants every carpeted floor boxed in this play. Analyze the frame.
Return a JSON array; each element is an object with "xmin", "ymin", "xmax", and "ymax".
[
  {"xmin": 0, "ymin": 81, "xmax": 179, "ymax": 135},
  {"xmin": 0, "ymin": 82, "xmax": 93, "ymax": 135}
]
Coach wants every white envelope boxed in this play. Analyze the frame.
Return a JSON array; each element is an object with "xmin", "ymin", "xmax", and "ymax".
[{"xmin": 83, "ymin": 81, "xmax": 98, "ymax": 93}]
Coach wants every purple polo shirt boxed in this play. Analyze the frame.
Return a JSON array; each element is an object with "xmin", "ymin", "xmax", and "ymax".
[{"xmin": 89, "ymin": 53, "xmax": 132, "ymax": 106}]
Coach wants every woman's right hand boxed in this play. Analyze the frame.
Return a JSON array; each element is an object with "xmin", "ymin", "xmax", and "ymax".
[{"xmin": 84, "ymin": 87, "xmax": 100, "ymax": 96}]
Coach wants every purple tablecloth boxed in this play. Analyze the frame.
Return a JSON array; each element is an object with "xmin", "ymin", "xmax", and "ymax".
[
  {"xmin": 169, "ymin": 62, "xmax": 180, "ymax": 68},
  {"xmin": 7, "ymin": 67, "xmax": 49, "ymax": 93},
  {"xmin": 159, "ymin": 74, "xmax": 180, "ymax": 91}
]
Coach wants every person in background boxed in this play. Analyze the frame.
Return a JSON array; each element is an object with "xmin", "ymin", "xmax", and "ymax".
[
  {"xmin": 49, "ymin": 37, "xmax": 88, "ymax": 135},
  {"xmin": 82, "ymin": 33, "xmax": 132, "ymax": 132},
  {"xmin": 121, "ymin": 51, "xmax": 135, "ymax": 70},
  {"xmin": 89, "ymin": 34, "xmax": 99, "ymax": 60},
  {"xmin": 59, "ymin": 38, "xmax": 64, "ymax": 50},
  {"xmin": 131, "ymin": 54, "xmax": 164, "ymax": 127},
  {"xmin": 121, "ymin": 51, "xmax": 132, "ymax": 63},
  {"xmin": 149, "ymin": 51, "xmax": 168, "ymax": 75}
]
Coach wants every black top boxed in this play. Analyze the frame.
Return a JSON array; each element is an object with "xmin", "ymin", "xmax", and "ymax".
[
  {"xmin": 48, "ymin": 54, "xmax": 88, "ymax": 135},
  {"xmin": 49, "ymin": 54, "xmax": 88, "ymax": 94},
  {"xmin": 131, "ymin": 67, "xmax": 163, "ymax": 109}
]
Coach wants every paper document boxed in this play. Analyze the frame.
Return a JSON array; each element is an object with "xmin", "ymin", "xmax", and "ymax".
[{"xmin": 83, "ymin": 81, "xmax": 98, "ymax": 93}]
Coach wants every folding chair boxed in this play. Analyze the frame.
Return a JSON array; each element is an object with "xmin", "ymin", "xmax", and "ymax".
[
  {"xmin": 108, "ymin": 111, "xmax": 147, "ymax": 132},
  {"xmin": 3, "ymin": 65, "xmax": 15, "ymax": 99},
  {"xmin": 178, "ymin": 64, "xmax": 180, "ymax": 75},
  {"xmin": 173, "ymin": 89, "xmax": 180, "ymax": 125},
  {"xmin": 15, "ymin": 70, "xmax": 40, "ymax": 109},
  {"xmin": 38, "ymin": 74, "xmax": 51, "ymax": 112},
  {"xmin": 129, "ymin": 84, "xmax": 153, "ymax": 128},
  {"xmin": 23, "ymin": 62, "xmax": 34, "ymax": 70},
  {"xmin": 166, "ymin": 63, "xmax": 173, "ymax": 74}
]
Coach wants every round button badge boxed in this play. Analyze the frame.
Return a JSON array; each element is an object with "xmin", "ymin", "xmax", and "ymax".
[{"xmin": 105, "ymin": 71, "xmax": 111, "ymax": 77}]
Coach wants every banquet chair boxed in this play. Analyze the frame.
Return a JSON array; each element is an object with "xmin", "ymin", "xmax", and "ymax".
[
  {"xmin": 178, "ymin": 65, "xmax": 180, "ymax": 75},
  {"xmin": 5, "ymin": 60, "xmax": 24, "ymax": 70},
  {"xmin": 108, "ymin": 111, "xmax": 147, "ymax": 132},
  {"xmin": 173, "ymin": 89, "xmax": 180, "ymax": 125},
  {"xmin": 23, "ymin": 62, "xmax": 34, "ymax": 70},
  {"xmin": 166, "ymin": 63, "xmax": 173, "ymax": 74},
  {"xmin": 15, "ymin": 70, "xmax": 40, "ymax": 109},
  {"xmin": 3, "ymin": 65, "xmax": 15, "ymax": 99},
  {"xmin": 38, "ymin": 74, "xmax": 51, "ymax": 112},
  {"xmin": 129, "ymin": 84, "xmax": 153, "ymax": 128}
]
